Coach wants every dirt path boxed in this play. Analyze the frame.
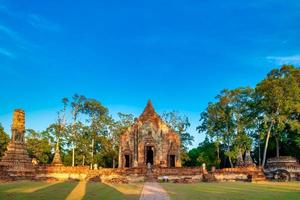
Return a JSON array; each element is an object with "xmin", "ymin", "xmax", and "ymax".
[
  {"xmin": 65, "ymin": 180, "xmax": 87, "ymax": 200},
  {"xmin": 139, "ymin": 182, "xmax": 170, "ymax": 200}
]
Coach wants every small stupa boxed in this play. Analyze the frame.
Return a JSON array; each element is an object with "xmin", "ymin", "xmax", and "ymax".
[
  {"xmin": 52, "ymin": 141, "xmax": 63, "ymax": 166},
  {"xmin": 0, "ymin": 109, "xmax": 35, "ymax": 180}
]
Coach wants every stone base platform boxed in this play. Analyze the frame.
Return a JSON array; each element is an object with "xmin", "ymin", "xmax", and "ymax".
[{"xmin": 0, "ymin": 142, "xmax": 35, "ymax": 181}]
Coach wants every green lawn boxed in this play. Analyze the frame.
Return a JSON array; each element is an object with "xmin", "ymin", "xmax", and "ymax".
[
  {"xmin": 0, "ymin": 181, "xmax": 142, "ymax": 200},
  {"xmin": 1, "ymin": 181, "xmax": 300, "ymax": 200},
  {"xmin": 83, "ymin": 182, "xmax": 142, "ymax": 200},
  {"xmin": 161, "ymin": 182, "xmax": 300, "ymax": 200},
  {"xmin": 0, "ymin": 181, "xmax": 78, "ymax": 200}
]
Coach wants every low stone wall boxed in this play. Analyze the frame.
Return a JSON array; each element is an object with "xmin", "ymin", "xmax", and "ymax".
[
  {"xmin": 211, "ymin": 167, "xmax": 265, "ymax": 182},
  {"xmin": 153, "ymin": 167, "xmax": 205, "ymax": 176},
  {"xmin": 1, "ymin": 164, "xmax": 267, "ymax": 183},
  {"xmin": 35, "ymin": 165, "xmax": 205, "ymax": 182}
]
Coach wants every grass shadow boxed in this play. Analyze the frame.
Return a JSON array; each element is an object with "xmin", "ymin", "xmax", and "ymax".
[{"xmin": 0, "ymin": 181, "xmax": 78, "ymax": 200}]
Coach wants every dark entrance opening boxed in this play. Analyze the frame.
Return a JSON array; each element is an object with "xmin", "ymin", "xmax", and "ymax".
[
  {"xmin": 125, "ymin": 155, "xmax": 130, "ymax": 168},
  {"xmin": 169, "ymin": 155, "xmax": 175, "ymax": 167},
  {"xmin": 146, "ymin": 146, "xmax": 154, "ymax": 165}
]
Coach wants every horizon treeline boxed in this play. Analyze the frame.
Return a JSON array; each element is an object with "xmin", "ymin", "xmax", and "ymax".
[
  {"xmin": 0, "ymin": 65, "xmax": 299, "ymax": 169},
  {"xmin": 190, "ymin": 65, "xmax": 300, "ymax": 169}
]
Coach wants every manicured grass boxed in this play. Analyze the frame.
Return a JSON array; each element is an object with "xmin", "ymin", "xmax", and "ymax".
[
  {"xmin": 161, "ymin": 182, "xmax": 300, "ymax": 200},
  {"xmin": 0, "ymin": 181, "xmax": 142, "ymax": 200},
  {"xmin": 83, "ymin": 182, "xmax": 143, "ymax": 200},
  {"xmin": 2, "ymin": 181, "xmax": 299, "ymax": 200},
  {"xmin": 0, "ymin": 181, "xmax": 78, "ymax": 200}
]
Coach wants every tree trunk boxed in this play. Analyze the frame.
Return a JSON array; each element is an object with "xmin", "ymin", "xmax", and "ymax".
[
  {"xmin": 72, "ymin": 146, "xmax": 75, "ymax": 167},
  {"xmin": 91, "ymin": 138, "xmax": 94, "ymax": 164},
  {"xmin": 258, "ymin": 137, "xmax": 261, "ymax": 166},
  {"xmin": 227, "ymin": 141, "xmax": 233, "ymax": 168},
  {"xmin": 82, "ymin": 155, "xmax": 85, "ymax": 166},
  {"xmin": 275, "ymin": 137, "xmax": 280, "ymax": 158},
  {"xmin": 262, "ymin": 120, "xmax": 274, "ymax": 167},
  {"xmin": 229, "ymin": 156, "xmax": 233, "ymax": 168},
  {"xmin": 217, "ymin": 143, "xmax": 220, "ymax": 168},
  {"xmin": 113, "ymin": 158, "xmax": 116, "ymax": 168}
]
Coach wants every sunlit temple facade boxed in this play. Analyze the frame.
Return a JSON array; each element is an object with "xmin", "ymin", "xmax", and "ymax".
[{"xmin": 118, "ymin": 100, "xmax": 181, "ymax": 168}]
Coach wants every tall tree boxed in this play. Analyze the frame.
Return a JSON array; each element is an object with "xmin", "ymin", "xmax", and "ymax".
[
  {"xmin": 69, "ymin": 94, "xmax": 87, "ymax": 167},
  {"xmin": 162, "ymin": 111, "xmax": 193, "ymax": 150},
  {"xmin": 162, "ymin": 111, "xmax": 193, "ymax": 165},
  {"xmin": 43, "ymin": 98, "xmax": 69, "ymax": 153},
  {"xmin": 256, "ymin": 65, "xmax": 300, "ymax": 166},
  {"xmin": 109, "ymin": 113, "xmax": 134, "ymax": 168},
  {"xmin": 83, "ymin": 98, "xmax": 110, "ymax": 167},
  {"xmin": 198, "ymin": 88, "xmax": 254, "ymax": 168}
]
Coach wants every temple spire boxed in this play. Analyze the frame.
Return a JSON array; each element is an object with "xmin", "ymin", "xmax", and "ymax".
[{"xmin": 140, "ymin": 99, "xmax": 155, "ymax": 117}]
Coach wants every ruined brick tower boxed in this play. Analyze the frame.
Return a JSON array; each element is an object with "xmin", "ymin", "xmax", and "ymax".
[
  {"xmin": 118, "ymin": 100, "xmax": 181, "ymax": 168},
  {"xmin": 0, "ymin": 109, "xmax": 35, "ymax": 180}
]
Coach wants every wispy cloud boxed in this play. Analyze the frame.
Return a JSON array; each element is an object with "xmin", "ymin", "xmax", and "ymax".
[
  {"xmin": 0, "ymin": 4, "xmax": 61, "ymax": 32},
  {"xmin": 27, "ymin": 14, "xmax": 61, "ymax": 32},
  {"xmin": 0, "ymin": 24, "xmax": 22, "ymax": 41},
  {"xmin": 266, "ymin": 55, "xmax": 300, "ymax": 65},
  {"xmin": 0, "ymin": 47, "xmax": 14, "ymax": 58},
  {"xmin": 0, "ymin": 24, "xmax": 37, "ymax": 50}
]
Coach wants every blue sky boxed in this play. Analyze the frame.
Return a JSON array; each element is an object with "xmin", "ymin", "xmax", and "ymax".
[{"xmin": 1, "ymin": 0, "xmax": 300, "ymax": 148}]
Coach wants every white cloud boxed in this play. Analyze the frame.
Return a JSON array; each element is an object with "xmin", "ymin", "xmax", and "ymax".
[
  {"xmin": 266, "ymin": 55, "xmax": 300, "ymax": 65},
  {"xmin": 27, "ymin": 14, "xmax": 61, "ymax": 32}
]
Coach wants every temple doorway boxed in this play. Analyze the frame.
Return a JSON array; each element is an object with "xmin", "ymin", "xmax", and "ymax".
[
  {"xmin": 125, "ymin": 155, "xmax": 130, "ymax": 168},
  {"xmin": 169, "ymin": 155, "xmax": 175, "ymax": 167},
  {"xmin": 146, "ymin": 146, "xmax": 154, "ymax": 165}
]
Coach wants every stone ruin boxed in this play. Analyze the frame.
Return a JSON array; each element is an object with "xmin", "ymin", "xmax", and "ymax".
[
  {"xmin": 264, "ymin": 156, "xmax": 300, "ymax": 181},
  {"xmin": 0, "ymin": 109, "xmax": 35, "ymax": 180},
  {"xmin": 235, "ymin": 150, "xmax": 256, "ymax": 168},
  {"xmin": 118, "ymin": 100, "xmax": 181, "ymax": 168},
  {"xmin": 0, "ymin": 107, "xmax": 268, "ymax": 183},
  {"xmin": 52, "ymin": 142, "xmax": 63, "ymax": 166}
]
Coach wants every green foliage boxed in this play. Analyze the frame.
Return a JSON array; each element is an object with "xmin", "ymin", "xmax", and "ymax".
[
  {"xmin": 162, "ymin": 111, "xmax": 194, "ymax": 166},
  {"xmin": 198, "ymin": 65, "xmax": 300, "ymax": 167},
  {"xmin": 26, "ymin": 129, "xmax": 52, "ymax": 164},
  {"xmin": 198, "ymin": 87, "xmax": 254, "ymax": 167},
  {"xmin": 256, "ymin": 65, "xmax": 300, "ymax": 165},
  {"xmin": 185, "ymin": 137, "xmax": 219, "ymax": 169},
  {"xmin": 162, "ymin": 111, "xmax": 194, "ymax": 151},
  {"xmin": 0, "ymin": 123, "xmax": 10, "ymax": 158}
]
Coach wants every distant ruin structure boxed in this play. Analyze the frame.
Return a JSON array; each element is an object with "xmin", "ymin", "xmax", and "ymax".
[
  {"xmin": 52, "ymin": 142, "xmax": 63, "ymax": 166},
  {"xmin": 118, "ymin": 100, "xmax": 181, "ymax": 168},
  {"xmin": 0, "ymin": 109, "xmax": 35, "ymax": 180}
]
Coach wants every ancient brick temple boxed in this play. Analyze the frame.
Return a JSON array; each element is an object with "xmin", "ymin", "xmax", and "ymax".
[
  {"xmin": 0, "ymin": 109, "xmax": 35, "ymax": 180},
  {"xmin": 118, "ymin": 100, "xmax": 181, "ymax": 168}
]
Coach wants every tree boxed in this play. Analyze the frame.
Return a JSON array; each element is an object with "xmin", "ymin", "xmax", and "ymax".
[
  {"xmin": 43, "ymin": 98, "xmax": 69, "ymax": 154},
  {"xmin": 256, "ymin": 65, "xmax": 300, "ymax": 166},
  {"xmin": 162, "ymin": 111, "xmax": 194, "ymax": 165},
  {"xmin": 109, "ymin": 113, "xmax": 134, "ymax": 168},
  {"xmin": 185, "ymin": 137, "xmax": 219, "ymax": 169},
  {"xmin": 83, "ymin": 98, "xmax": 110, "ymax": 167},
  {"xmin": 0, "ymin": 124, "xmax": 9, "ymax": 158},
  {"xmin": 196, "ymin": 137, "xmax": 220, "ymax": 169},
  {"xmin": 26, "ymin": 129, "xmax": 52, "ymax": 164},
  {"xmin": 198, "ymin": 88, "xmax": 254, "ymax": 168},
  {"xmin": 69, "ymin": 94, "xmax": 87, "ymax": 167},
  {"xmin": 162, "ymin": 111, "xmax": 194, "ymax": 150}
]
